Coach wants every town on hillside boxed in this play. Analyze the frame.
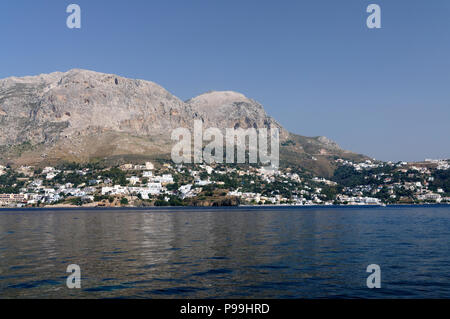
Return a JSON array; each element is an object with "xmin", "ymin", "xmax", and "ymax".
[{"xmin": 0, "ymin": 158, "xmax": 449, "ymax": 208}]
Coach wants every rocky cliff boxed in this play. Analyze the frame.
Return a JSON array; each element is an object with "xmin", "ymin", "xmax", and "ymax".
[{"xmin": 0, "ymin": 69, "xmax": 365, "ymax": 175}]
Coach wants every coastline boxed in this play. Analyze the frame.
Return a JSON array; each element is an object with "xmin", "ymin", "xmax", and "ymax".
[{"xmin": 0, "ymin": 203, "xmax": 449, "ymax": 212}]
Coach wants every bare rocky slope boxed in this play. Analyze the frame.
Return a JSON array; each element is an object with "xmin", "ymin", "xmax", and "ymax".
[{"xmin": 0, "ymin": 69, "xmax": 366, "ymax": 176}]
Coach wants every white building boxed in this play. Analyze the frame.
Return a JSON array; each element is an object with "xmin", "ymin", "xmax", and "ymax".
[
  {"xmin": 127, "ymin": 176, "xmax": 141, "ymax": 185},
  {"xmin": 153, "ymin": 174, "xmax": 174, "ymax": 184},
  {"xmin": 143, "ymin": 171, "xmax": 153, "ymax": 178},
  {"xmin": 132, "ymin": 183, "xmax": 163, "ymax": 199},
  {"xmin": 42, "ymin": 167, "xmax": 55, "ymax": 174},
  {"xmin": 46, "ymin": 172, "xmax": 59, "ymax": 180},
  {"xmin": 102, "ymin": 185, "xmax": 128, "ymax": 196},
  {"xmin": 195, "ymin": 179, "xmax": 212, "ymax": 186}
]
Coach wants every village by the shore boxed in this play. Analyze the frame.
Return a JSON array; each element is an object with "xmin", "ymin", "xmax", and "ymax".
[{"xmin": 0, "ymin": 158, "xmax": 449, "ymax": 208}]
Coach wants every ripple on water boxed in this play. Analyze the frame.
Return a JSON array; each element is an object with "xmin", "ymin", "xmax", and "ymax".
[
  {"xmin": 191, "ymin": 268, "xmax": 233, "ymax": 277},
  {"xmin": 248, "ymin": 264, "xmax": 290, "ymax": 270},
  {"xmin": 8, "ymin": 279, "xmax": 61, "ymax": 289},
  {"xmin": 1, "ymin": 206, "xmax": 450, "ymax": 298},
  {"xmin": 145, "ymin": 286, "xmax": 207, "ymax": 296},
  {"xmin": 84, "ymin": 284, "xmax": 130, "ymax": 292}
]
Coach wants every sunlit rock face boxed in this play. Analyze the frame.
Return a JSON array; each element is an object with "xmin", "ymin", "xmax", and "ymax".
[{"xmin": 0, "ymin": 69, "xmax": 356, "ymax": 174}]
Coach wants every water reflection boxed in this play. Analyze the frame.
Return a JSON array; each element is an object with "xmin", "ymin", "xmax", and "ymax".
[{"xmin": 0, "ymin": 207, "xmax": 450, "ymax": 298}]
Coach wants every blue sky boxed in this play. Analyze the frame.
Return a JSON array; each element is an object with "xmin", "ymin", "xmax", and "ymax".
[{"xmin": 0, "ymin": 0, "xmax": 449, "ymax": 162}]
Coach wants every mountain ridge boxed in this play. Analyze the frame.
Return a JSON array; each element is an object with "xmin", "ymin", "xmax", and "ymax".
[{"xmin": 0, "ymin": 69, "xmax": 367, "ymax": 176}]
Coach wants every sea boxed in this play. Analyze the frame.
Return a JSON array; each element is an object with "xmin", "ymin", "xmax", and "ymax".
[{"xmin": 0, "ymin": 205, "xmax": 449, "ymax": 298}]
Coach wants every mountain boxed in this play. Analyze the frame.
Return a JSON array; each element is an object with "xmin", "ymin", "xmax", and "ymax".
[{"xmin": 0, "ymin": 69, "xmax": 366, "ymax": 176}]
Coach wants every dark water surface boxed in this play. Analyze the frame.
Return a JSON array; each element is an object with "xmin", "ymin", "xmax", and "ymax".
[{"xmin": 0, "ymin": 206, "xmax": 449, "ymax": 298}]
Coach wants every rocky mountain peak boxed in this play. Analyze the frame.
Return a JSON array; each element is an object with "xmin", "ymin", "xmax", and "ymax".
[
  {"xmin": 0, "ymin": 69, "xmax": 363, "ymax": 174},
  {"xmin": 187, "ymin": 90, "xmax": 287, "ymax": 138},
  {"xmin": 316, "ymin": 136, "xmax": 341, "ymax": 150},
  {"xmin": 187, "ymin": 91, "xmax": 250, "ymax": 108}
]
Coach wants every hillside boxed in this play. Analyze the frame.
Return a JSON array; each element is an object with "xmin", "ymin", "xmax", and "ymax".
[{"xmin": 0, "ymin": 69, "xmax": 367, "ymax": 176}]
